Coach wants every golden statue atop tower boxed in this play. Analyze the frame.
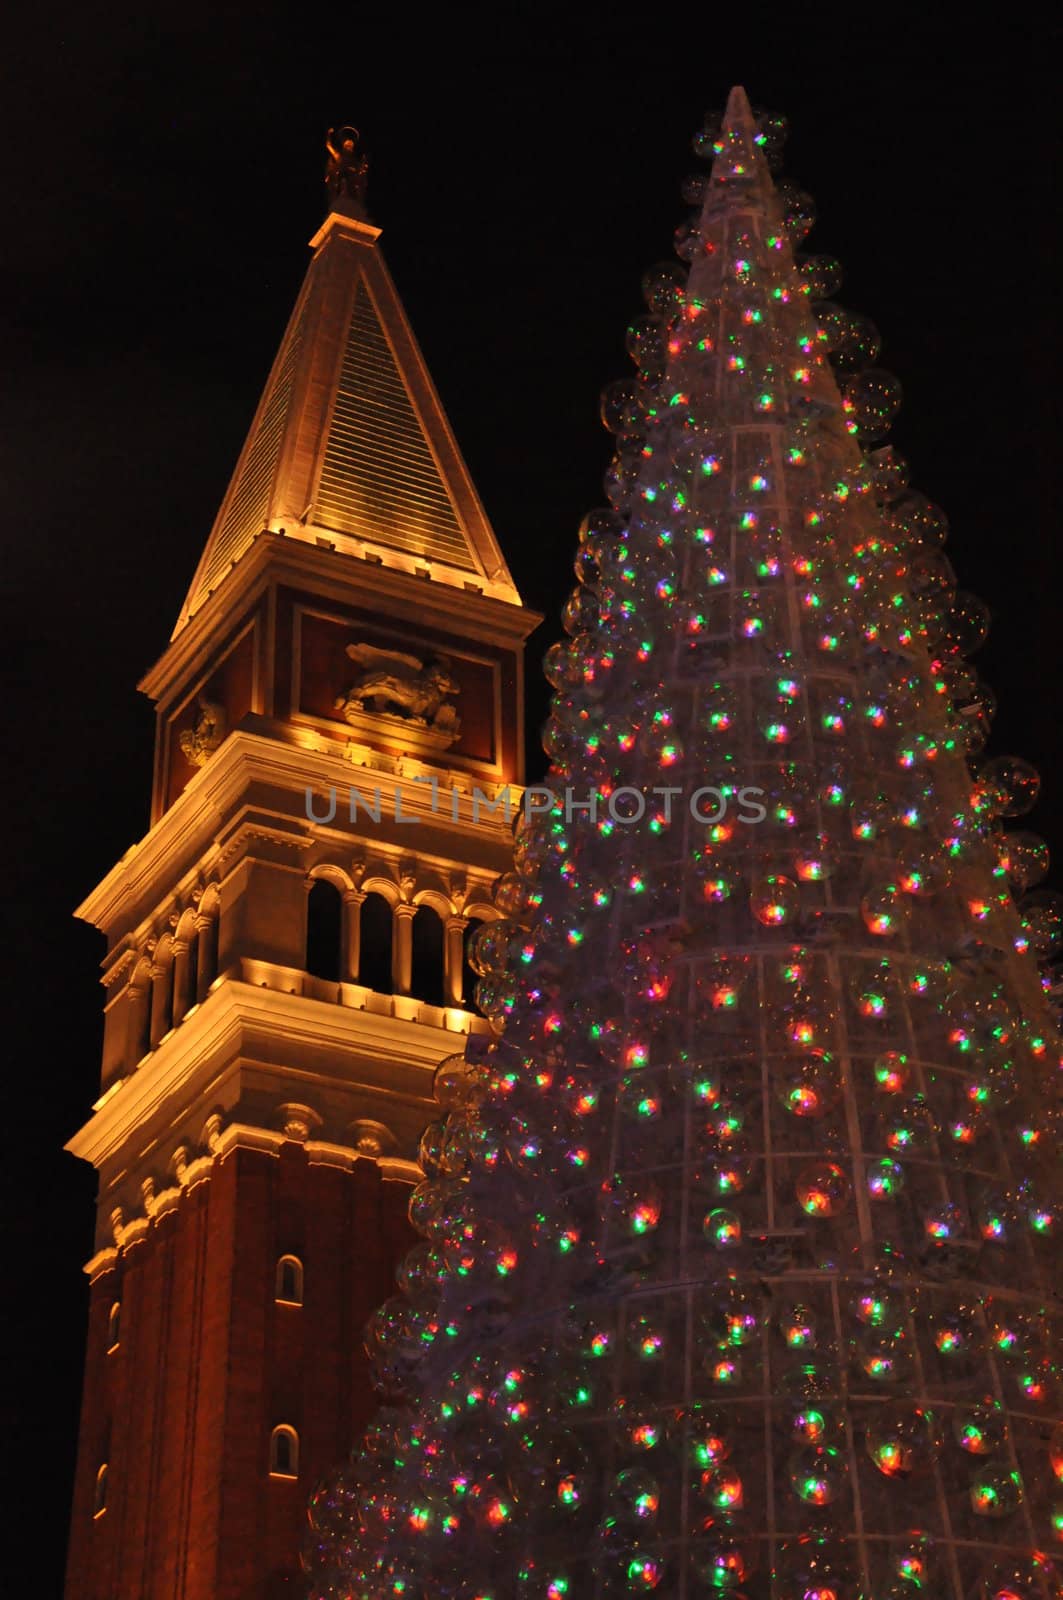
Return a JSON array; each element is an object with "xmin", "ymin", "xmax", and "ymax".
[{"xmin": 325, "ymin": 124, "xmax": 368, "ymax": 211}]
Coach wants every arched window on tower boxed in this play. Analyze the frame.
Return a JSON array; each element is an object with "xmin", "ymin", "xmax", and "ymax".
[
  {"xmin": 269, "ymin": 1425, "xmax": 299, "ymax": 1478},
  {"xmin": 93, "ymin": 1463, "xmax": 108, "ymax": 1517},
  {"xmin": 274, "ymin": 1255, "xmax": 303, "ymax": 1305},
  {"xmin": 358, "ymin": 893, "xmax": 393, "ymax": 994},
  {"xmin": 173, "ymin": 917, "xmax": 197, "ymax": 1022},
  {"xmin": 305, "ymin": 879, "xmax": 343, "ymax": 983},
  {"xmin": 462, "ymin": 917, "xmax": 486, "ymax": 1011},
  {"xmin": 194, "ymin": 896, "xmax": 220, "ymax": 1002},
  {"xmin": 129, "ymin": 958, "xmax": 153, "ymax": 1065},
  {"xmin": 149, "ymin": 943, "xmax": 175, "ymax": 1048},
  {"xmin": 410, "ymin": 905, "xmax": 444, "ymax": 1006},
  {"xmin": 107, "ymin": 1301, "xmax": 121, "ymax": 1351}
]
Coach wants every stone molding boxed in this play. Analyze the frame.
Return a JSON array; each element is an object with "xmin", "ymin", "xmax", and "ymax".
[{"xmin": 81, "ymin": 1117, "xmax": 420, "ymax": 1277}]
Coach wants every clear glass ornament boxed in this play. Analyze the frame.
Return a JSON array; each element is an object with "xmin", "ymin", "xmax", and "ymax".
[
  {"xmin": 751, "ymin": 873, "xmax": 800, "ymax": 926},
  {"xmin": 970, "ymin": 1463, "xmax": 1025, "ymax": 1518},
  {"xmin": 641, "ymin": 260, "xmax": 687, "ymax": 317},
  {"xmin": 796, "ymin": 253, "xmax": 843, "ymax": 299},
  {"xmin": 867, "ymin": 444, "xmax": 910, "ymax": 501},
  {"xmin": 841, "ymin": 368, "xmax": 902, "ymax": 440},
  {"xmin": 865, "ymin": 1402, "xmax": 940, "ymax": 1478},
  {"xmin": 952, "ymin": 1400, "xmax": 1009, "ymax": 1456},
  {"xmin": 943, "ymin": 589, "xmax": 991, "ymax": 654},
  {"xmin": 980, "ymin": 754, "xmax": 1041, "ymax": 818},
  {"xmin": 787, "ymin": 1444, "xmax": 847, "ymax": 1505},
  {"xmin": 997, "ymin": 831, "xmax": 1050, "ymax": 893},
  {"xmin": 816, "ymin": 302, "xmax": 881, "ymax": 370},
  {"xmin": 703, "ymin": 1207, "xmax": 742, "ymax": 1248},
  {"xmin": 1020, "ymin": 889, "xmax": 1063, "ymax": 958},
  {"xmin": 861, "ymin": 884, "xmax": 907, "ymax": 937},
  {"xmin": 796, "ymin": 1161, "xmax": 851, "ymax": 1218},
  {"xmin": 777, "ymin": 1053, "xmax": 840, "ymax": 1118},
  {"xmin": 776, "ymin": 180, "xmax": 816, "ymax": 241}
]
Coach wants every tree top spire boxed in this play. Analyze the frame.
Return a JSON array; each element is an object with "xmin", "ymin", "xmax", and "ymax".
[{"xmin": 724, "ymin": 82, "xmax": 755, "ymax": 130}]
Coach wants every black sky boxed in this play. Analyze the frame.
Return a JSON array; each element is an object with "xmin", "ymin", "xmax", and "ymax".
[{"xmin": 2, "ymin": 6, "xmax": 1059, "ymax": 1588}]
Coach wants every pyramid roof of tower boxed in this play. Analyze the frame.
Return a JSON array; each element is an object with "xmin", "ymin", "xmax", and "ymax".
[{"xmin": 175, "ymin": 204, "xmax": 520, "ymax": 635}]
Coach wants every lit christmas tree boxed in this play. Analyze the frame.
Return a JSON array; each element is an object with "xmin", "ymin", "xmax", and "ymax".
[{"xmin": 305, "ymin": 87, "xmax": 1062, "ymax": 1600}]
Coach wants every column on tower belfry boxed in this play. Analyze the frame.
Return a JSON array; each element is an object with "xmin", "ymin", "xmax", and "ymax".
[
  {"xmin": 443, "ymin": 914, "xmax": 467, "ymax": 1006},
  {"xmin": 343, "ymin": 887, "xmax": 366, "ymax": 983},
  {"xmin": 392, "ymin": 903, "xmax": 416, "ymax": 995}
]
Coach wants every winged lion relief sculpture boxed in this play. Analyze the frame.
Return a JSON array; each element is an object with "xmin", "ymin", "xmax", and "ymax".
[{"xmin": 334, "ymin": 642, "xmax": 461, "ymax": 748}]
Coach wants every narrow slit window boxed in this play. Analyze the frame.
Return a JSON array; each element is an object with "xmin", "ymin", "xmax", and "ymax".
[
  {"xmin": 269, "ymin": 1425, "xmax": 299, "ymax": 1478},
  {"xmin": 275, "ymin": 1255, "xmax": 303, "ymax": 1305}
]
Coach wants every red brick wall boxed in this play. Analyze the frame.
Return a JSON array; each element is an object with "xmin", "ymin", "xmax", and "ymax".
[
  {"xmin": 65, "ymin": 1264, "xmax": 117, "ymax": 1595},
  {"xmin": 64, "ymin": 1146, "xmax": 413, "ymax": 1599}
]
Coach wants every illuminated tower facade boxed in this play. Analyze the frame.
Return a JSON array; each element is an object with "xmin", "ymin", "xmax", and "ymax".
[{"xmin": 63, "ymin": 135, "xmax": 537, "ymax": 1600}]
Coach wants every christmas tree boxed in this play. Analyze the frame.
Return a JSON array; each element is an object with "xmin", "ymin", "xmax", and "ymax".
[{"xmin": 305, "ymin": 87, "xmax": 1062, "ymax": 1600}]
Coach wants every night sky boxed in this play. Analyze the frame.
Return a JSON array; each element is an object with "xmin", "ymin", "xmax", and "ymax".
[{"xmin": 3, "ymin": 8, "xmax": 1059, "ymax": 1589}]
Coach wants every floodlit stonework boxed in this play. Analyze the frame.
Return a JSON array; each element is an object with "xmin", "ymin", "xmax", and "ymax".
[{"xmin": 64, "ymin": 151, "xmax": 537, "ymax": 1599}]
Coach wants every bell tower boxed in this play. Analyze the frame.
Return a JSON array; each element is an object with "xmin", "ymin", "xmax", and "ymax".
[{"xmin": 64, "ymin": 130, "xmax": 538, "ymax": 1600}]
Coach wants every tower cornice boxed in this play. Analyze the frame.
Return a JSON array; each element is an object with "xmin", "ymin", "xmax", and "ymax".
[
  {"xmin": 308, "ymin": 210, "xmax": 382, "ymax": 250},
  {"xmin": 65, "ymin": 975, "xmax": 479, "ymax": 1172},
  {"xmin": 75, "ymin": 728, "xmax": 521, "ymax": 938},
  {"xmin": 140, "ymin": 530, "xmax": 540, "ymax": 709}
]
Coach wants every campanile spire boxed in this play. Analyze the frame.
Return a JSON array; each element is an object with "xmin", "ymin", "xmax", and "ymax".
[{"xmin": 175, "ymin": 124, "xmax": 520, "ymax": 638}]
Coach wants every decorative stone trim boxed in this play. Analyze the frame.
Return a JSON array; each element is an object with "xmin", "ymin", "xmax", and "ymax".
[
  {"xmin": 181, "ymin": 1155, "xmax": 215, "ymax": 1192},
  {"xmin": 346, "ymin": 1118, "xmax": 396, "ymax": 1157},
  {"xmin": 275, "ymin": 1103, "xmax": 324, "ymax": 1141},
  {"xmin": 84, "ymin": 1248, "xmax": 119, "ymax": 1282},
  {"xmin": 149, "ymin": 1184, "xmax": 183, "ymax": 1222},
  {"xmin": 83, "ymin": 1119, "xmax": 421, "ymax": 1268},
  {"xmin": 304, "ymin": 1140, "xmax": 359, "ymax": 1171},
  {"xmin": 116, "ymin": 1216, "xmax": 151, "ymax": 1251},
  {"xmin": 101, "ymin": 948, "xmax": 138, "ymax": 990},
  {"xmin": 376, "ymin": 1156, "xmax": 421, "ymax": 1183},
  {"xmin": 67, "ymin": 978, "xmax": 457, "ymax": 1171}
]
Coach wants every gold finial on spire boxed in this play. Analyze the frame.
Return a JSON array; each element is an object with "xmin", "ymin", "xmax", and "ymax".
[{"xmin": 325, "ymin": 125, "xmax": 369, "ymax": 215}]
